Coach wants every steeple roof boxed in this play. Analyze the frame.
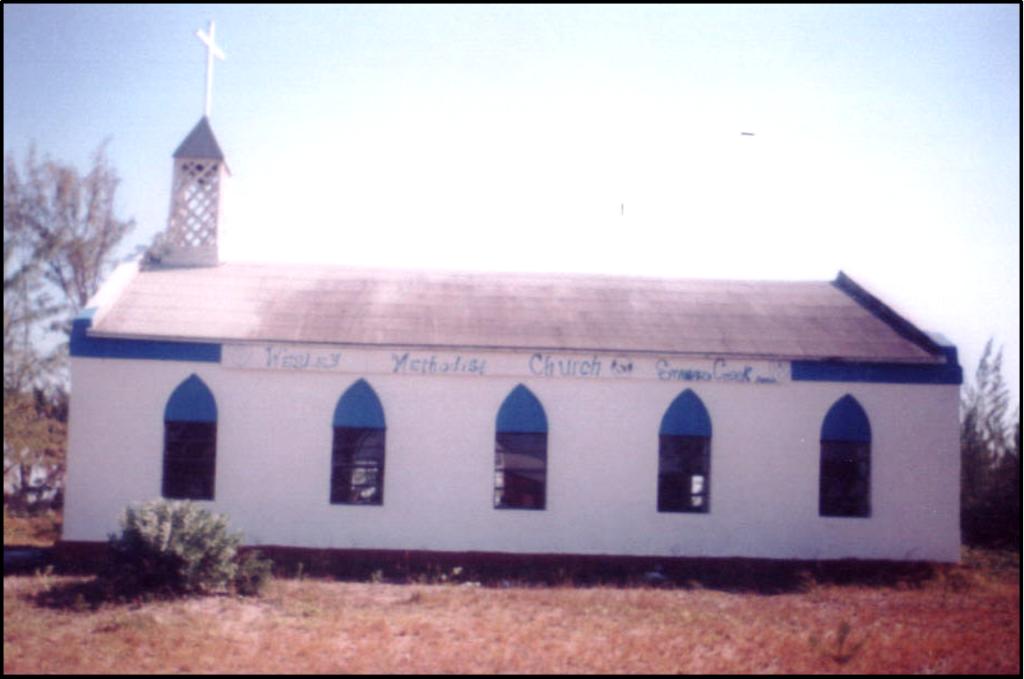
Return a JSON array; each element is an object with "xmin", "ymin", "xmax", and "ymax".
[{"xmin": 173, "ymin": 116, "xmax": 226, "ymax": 160}]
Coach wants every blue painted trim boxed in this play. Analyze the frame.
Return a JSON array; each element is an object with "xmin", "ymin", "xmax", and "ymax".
[
  {"xmin": 821, "ymin": 394, "xmax": 871, "ymax": 443},
  {"xmin": 820, "ymin": 273, "xmax": 962, "ymax": 385},
  {"xmin": 791, "ymin": 353, "xmax": 962, "ymax": 385},
  {"xmin": 165, "ymin": 374, "xmax": 218, "ymax": 422},
  {"xmin": 333, "ymin": 379, "xmax": 386, "ymax": 429},
  {"xmin": 70, "ymin": 311, "xmax": 221, "ymax": 363},
  {"xmin": 496, "ymin": 384, "xmax": 548, "ymax": 434},
  {"xmin": 660, "ymin": 389, "xmax": 712, "ymax": 437}
]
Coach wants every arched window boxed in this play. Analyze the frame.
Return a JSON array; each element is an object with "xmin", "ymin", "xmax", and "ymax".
[
  {"xmin": 819, "ymin": 394, "xmax": 871, "ymax": 518},
  {"xmin": 494, "ymin": 384, "xmax": 547, "ymax": 510},
  {"xmin": 658, "ymin": 389, "xmax": 712, "ymax": 513},
  {"xmin": 331, "ymin": 379, "xmax": 386, "ymax": 505},
  {"xmin": 163, "ymin": 374, "xmax": 217, "ymax": 500}
]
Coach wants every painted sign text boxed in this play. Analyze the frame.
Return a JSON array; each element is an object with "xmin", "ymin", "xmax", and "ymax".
[
  {"xmin": 391, "ymin": 352, "xmax": 487, "ymax": 376},
  {"xmin": 264, "ymin": 346, "xmax": 342, "ymax": 371}
]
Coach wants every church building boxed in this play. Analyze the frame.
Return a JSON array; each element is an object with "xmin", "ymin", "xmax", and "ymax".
[
  {"xmin": 60, "ymin": 27, "xmax": 963, "ymax": 565},
  {"xmin": 60, "ymin": 113, "xmax": 963, "ymax": 566}
]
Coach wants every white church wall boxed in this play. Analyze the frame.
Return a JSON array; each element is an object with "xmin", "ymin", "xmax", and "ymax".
[{"xmin": 63, "ymin": 349, "xmax": 961, "ymax": 562}]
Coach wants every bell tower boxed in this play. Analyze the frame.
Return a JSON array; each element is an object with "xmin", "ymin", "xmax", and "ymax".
[
  {"xmin": 161, "ymin": 117, "xmax": 229, "ymax": 266},
  {"xmin": 151, "ymin": 21, "xmax": 228, "ymax": 268}
]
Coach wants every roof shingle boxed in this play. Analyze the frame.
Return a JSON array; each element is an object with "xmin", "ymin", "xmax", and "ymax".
[{"xmin": 88, "ymin": 262, "xmax": 944, "ymax": 363}]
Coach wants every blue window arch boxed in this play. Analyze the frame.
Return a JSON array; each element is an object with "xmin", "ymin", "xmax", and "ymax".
[
  {"xmin": 331, "ymin": 379, "xmax": 386, "ymax": 505},
  {"xmin": 660, "ymin": 389, "xmax": 713, "ymax": 438},
  {"xmin": 162, "ymin": 374, "xmax": 217, "ymax": 500},
  {"xmin": 333, "ymin": 378, "xmax": 386, "ymax": 429},
  {"xmin": 496, "ymin": 384, "xmax": 548, "ymax": 433},
  {"xmin": 819, "ymin": 394, "xmax": 871, "ymax": 517},
  {"xmin": 164, "ymin": 373, "xmax": 218, "ymax": 422},
  {"xmin": 821, "ymin": 394, "xmax": 871, "ymax": 443},
  {"xmin": 494, "ymin": 385, "xmax": 548, "ymax": 509},
  {"xmin": 658, "ymin": 389, "xmax": 712, "ymax": 513}
]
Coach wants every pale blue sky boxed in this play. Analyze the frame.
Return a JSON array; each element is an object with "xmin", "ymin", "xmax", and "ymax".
[{"xmin": 4, "ymin": 4, "xmax": 1020, "ymax": 407}]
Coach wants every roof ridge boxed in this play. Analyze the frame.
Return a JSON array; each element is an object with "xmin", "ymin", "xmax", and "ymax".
[
  {"xmin": 832, "ymin": 271, "xmax": 943, "ymax": 358},
  {"xmin": 211, "ymin": 260, "xmax": 830, "ymax": 286}
]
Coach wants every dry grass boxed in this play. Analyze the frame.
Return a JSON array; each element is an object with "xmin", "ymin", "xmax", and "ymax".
[
  {"xmin": 2, "ymin": 509, "xmax": 62, "ymax": 547},
  {"xmin": 4, "ymin": 550, "xmax": 1019, "ymax": 674}
]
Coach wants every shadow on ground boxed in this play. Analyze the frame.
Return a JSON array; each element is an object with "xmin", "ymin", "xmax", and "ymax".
[
  {"xmin": 230, "ymin": 547, "xmax": 945, "ymax": 595},
  {"xmin": 19, "ymin": 543, "xmax": 1017, "ymax": 611}
]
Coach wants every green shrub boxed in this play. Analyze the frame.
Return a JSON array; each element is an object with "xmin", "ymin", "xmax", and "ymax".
[
  {"xmin": 103, "ymin": 500, "xmax": 271, "ymax": 599},
  {"xmin": 235, "ymin": 549, "xmax": 274, "ymax": 597}
]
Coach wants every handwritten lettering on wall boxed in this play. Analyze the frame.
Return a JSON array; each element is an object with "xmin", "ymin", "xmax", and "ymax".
[
  {"xmin": 529, "ymin": 353, "xmax": 603, "ymax": 378},
  {"xmin": 223, "ymin": 345, "xmax": 336, "ymax": 371},
  {"xmin": 391, "ymin": 352, "xmax": 487, "ymax": 376},
  {"xmin": 654, "ymin": 358, "xmax": 787, "ymax": 385},
  {"xmin": 222, "ymin": 344, "xmax": 789, "ymax": 384},
  {"xmin": 263, "ymin": 346, "xmax": 341, "ymax": 370}
]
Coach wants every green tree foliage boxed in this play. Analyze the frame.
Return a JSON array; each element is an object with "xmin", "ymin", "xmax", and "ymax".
[
  {"xmin": 960, "ymin": 339, "xmax": 1021, "ymax": 549},
  {"xmin": 104, "ymin": 499, "xmax": 273, "ymax": 599},
  {"xmin": 3, "ymin": 142, "xmax": 134, "ymax": 511}
]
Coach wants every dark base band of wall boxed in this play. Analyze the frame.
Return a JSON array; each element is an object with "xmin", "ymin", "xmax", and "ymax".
[{"xmin": 49, "ymin": 541, "xmax": 941, "ymax": 592}]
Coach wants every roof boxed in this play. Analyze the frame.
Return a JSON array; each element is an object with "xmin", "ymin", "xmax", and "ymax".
[
  {"xmin": 172, "ymin": 117, "xmax": 226, "ymax": 160},
  {"xmin": 86, "ymin": 261, "xmax": 947, "ymax": 364}
]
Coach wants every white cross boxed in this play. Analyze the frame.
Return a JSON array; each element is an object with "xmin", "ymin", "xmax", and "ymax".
[{"xmin": 196, "ymin": 20, "xmax": 226, "ymax": 118}]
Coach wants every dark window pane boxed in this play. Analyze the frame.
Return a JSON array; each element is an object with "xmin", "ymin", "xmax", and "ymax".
[
  {"xmin": 331, "ymin": 427, "xmax": 385, "ymax": 505},
  {"xmin": 819, "ymin": 440, "xmax": 870, "ymax": 517},
  {"xmin": 658, "ymin": 434, "xmax": 710, "ymax": 513},
  {"xmin": 494, "ymin": 432, "xmax": 547, "ymax": 510},
  {"xmin": 163, "ymin": 421, "xmax": 216, "ymax": 500}
]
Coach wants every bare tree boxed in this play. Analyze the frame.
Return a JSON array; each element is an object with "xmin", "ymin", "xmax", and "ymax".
[
  {"xmin": 3, "ymin": 142, "xmax": 134, "ymax": 511},
  {"xmin": 4, "ymin": 148, "xmax": 64, "ymax": 393},
  {"xmin": 7, "ymin": 142, "xmax": 135, "ymax": 332}
]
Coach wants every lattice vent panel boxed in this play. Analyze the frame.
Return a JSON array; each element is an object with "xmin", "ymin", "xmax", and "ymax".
[{"xmin": 167, "ymin": 160, "xmax": 221, "ymax": 248}]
